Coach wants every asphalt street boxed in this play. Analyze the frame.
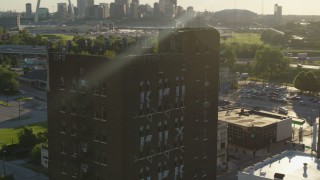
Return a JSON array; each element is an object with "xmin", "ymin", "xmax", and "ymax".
[
  {"xmin": 0, "ymin": 85, "xmax": 47, "ymax": 128},
  {"xmin": 0, "ymin": 160, "xmax": 48, "ymax": 180}
]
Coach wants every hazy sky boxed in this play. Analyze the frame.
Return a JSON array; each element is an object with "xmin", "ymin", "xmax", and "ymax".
[{"xmin": 2, "ymin": 0, "xmax": 320, "ymax": 15}]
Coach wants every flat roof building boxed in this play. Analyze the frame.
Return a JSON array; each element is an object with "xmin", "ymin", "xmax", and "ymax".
[
  {"xmin": 219, "ymin": 108, "xmax": 292, "ymax": 150},
  {"xmin": 238, "ymin": 150, "xmax": 320, "ymax": 180},
  {"xmin": 0, "ymin": 14, "xmax": 20, "ymax": 29},
  {"xmin": 47, "ymin": 28, "xmax": 220, "ymax": 179}
]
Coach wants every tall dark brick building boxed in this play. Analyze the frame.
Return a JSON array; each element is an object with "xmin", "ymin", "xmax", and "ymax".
[{"xmin": 48, "ymin": 28, "xmax": 220, "ymax": 179}]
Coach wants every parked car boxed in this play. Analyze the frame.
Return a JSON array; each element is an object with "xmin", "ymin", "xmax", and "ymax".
[
  {"xmin": 278, "ymin": 107, "xmax": 288, "ymax": 115},
  {"xmin": 289, "ymin": 96, "xmax": 301, "ymax": 100},
  {"xmin": 37, "ymin": 106, "xmax": 47, "ymax": 110},
  {"xmin": 300, "ymin": 101, "xmax": 306, "ymax": 106},
  {"xmin": 19, "ymin": 90, "xmax": 26, "ymax": 95}
]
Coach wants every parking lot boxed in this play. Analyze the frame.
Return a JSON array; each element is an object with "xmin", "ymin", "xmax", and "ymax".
[
  {"xmin": 220, "ymin": 81, "xmax": 320, "ymax": 125},
  {"xmin": 0, "ymin": 88, "xmax": 47, "ymax": 128}
]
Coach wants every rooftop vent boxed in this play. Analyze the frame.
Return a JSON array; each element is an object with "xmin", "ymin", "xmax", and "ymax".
[{"xmin": 274, "ymin": 173, "xmax": 285, "ymax": 179}]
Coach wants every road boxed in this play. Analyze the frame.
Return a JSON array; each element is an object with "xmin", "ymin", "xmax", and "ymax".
[
  {"xmin": 0, "ymin": 85, "xmax": 47, "ymax": 128},
  {"xmin": 290, "ymin": 63, "xmax": 320, "ymax": 70},
  {"xmin": 0, "ymin": 96, "xmax": 47, "ymax": 128},
  {"xmin": 0, "ymin": 160, "xmax": 48, "ymax": 180}
]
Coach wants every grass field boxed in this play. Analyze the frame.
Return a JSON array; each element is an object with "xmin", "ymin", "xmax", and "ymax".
[
  {"xmin": 43, "ymin": 34, "xmax": 74, "ymax": 41},
  {"xmin": 0, "ymin": 100, "xmax": 11, "ymax": 107},
  {"xmin": 223, "ymin": 33, "xmax": 263, "ymax": 44},
  {"xmin": 14, "ymin": 96, "xmax": 33, "ymax": 101},
  {"xmin": 0, "ymin": 121, "xmax": 47, "ymax": 147}
]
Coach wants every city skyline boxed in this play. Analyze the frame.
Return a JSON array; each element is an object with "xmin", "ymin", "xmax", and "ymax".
[{"xmin": 1, "ymin": 0, "xmax": 320, "ymax": 15}]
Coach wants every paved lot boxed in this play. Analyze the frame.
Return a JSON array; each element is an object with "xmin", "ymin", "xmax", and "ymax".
[
  {"xmin": 0, "ymin": 87, "xmax": 47, "ymax": 128},
  {"xmin": 0, "ymin": 97, "xmax": 47, "ymax": 128}
]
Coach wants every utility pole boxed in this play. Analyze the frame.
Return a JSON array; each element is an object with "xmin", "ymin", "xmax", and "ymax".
[
  {"xmin": 2, "ymin": 151, "xmax": 6, "ymax": 177},
  {"xmin": 317, "ymin": 109, "xmax": 320, "ymax": 158},
  {"xmin": 18, "ymin": 100, "xmax": 21, "ymax": 121}
]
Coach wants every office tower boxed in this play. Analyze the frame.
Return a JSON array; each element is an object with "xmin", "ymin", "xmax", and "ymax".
[
  {"xmin": 274, "ymin": 4, "xmax": 282, "ymax": 24},
  {"xmin": 86, "ymin": 5, "xmax": 105, "ymax": 19},
  {"xmin": 0, "ymin": 14, "xmax": 20, "ymax": 29},
  {"xmin": 130, "ymin": 2, "xmax": 139, "ymax": 18},
  {"xmin": 153, "ymin": 2, "xmax": 161, "ymax": 18},
  {"xmin": 57, "ymin": 3, "xmax": 68, "ymax": 20},
  {"xmin": 48, "ymin": 28, "xmax": 220, "ymax": 180},
  {"xmin": 169, "ymin": 0, "xmax": 177, "ymax": 7},
  {"xmin": 99, "ymin": 3, "xmax": 110, "ymax": 18},
  {"xmin": 132, "ymin": 0, "xmax": 139, "ymax": 5},
  {"xmin": 124, "ymin": 0, "xmax": 132, "ymax": 15},
  {"xmin": 77, "ymin": 0, "xmax": 94, "ymax": 18},
  {"xmin": 115, "ymin": 0, "xmax": 131, "ymax": 16},
  {"xmin": 186, "ymin": 6, "xmax": 195, "ymax": 18},
  {"xmin": 110, "ymin": 3, "xmax": 126, "ymax": 18},
  {"xmin": 26, "ymin": 3, "xmax": 32, "ymax": 19}
]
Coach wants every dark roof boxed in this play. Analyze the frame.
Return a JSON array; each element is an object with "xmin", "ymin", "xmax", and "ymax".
[
  {"xmin": 20, "ymin": 69, "xmax": 47, "ymax": 81},
  {"xmin": 0, "ymin": 45, "xmax": 47, "ymax": 55}
]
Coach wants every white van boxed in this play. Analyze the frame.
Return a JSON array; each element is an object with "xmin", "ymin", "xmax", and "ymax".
[{"xmin": 240, "ymin": 73, "xmax": 249, "ymax": 79}]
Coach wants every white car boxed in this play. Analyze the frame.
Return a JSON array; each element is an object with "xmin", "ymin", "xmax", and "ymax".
[
  {"xmin": 19, "ymin": 90, "xmax": 26, "ymax": 95},
  {"xmin": 278, "ymin": 107, "xmax": 288, "ymax": 115}
]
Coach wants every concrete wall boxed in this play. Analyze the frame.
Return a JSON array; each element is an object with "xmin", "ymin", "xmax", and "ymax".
[
  {"xmin": 41, "ymin": 148, "xmax": 48, "ymax": 168},
  {"xmin": 238, "ymin": 171, "xmax": 270, "ymax": 180},
  {"xmin": 276, "ymin": 118, "xmax": 292, "ymax": 142}
]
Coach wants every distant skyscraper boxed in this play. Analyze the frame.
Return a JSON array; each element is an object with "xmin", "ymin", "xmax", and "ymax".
[
  {"xmin": 99, "ymin": 3, "xmax": 110, "ymax": 18},
  {"xmin": 77, "ymin": 0, "xmax": 94, "ymax": 18},
  {"xmin": 169, "ymin": 0, "xmax": 177, "ymax": 7},
  {"xmin": 26, "ymin": 3, "xmax": 32, "ymax": 19},
  {"xmin": 274, "ymin": 4, "xmax": 282, "ymax": 24},
  {"xmin": 110, "ymin": 2, "xmax": 125, "ymax": 18},
  {"xmin": 57, "ymin": 3, "xmax": 68, "ymax": 20},
  {"xmin": 114, "ymin": 0, "xmax": 131, "ymax": 16},
  {"xmin": 186, "ymin": 6, "xmax": 195, "ymax": 18},
  {"xmin": 132, "ymin": 0, "xmax": 139, "ymax": 5}
]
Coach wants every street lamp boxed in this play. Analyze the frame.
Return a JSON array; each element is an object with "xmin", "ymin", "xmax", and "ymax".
[
  {"xmin": 4, "ymin": 88, "xmax": 9, "ymax": 105},
  {"xmin": 17, "ymin": 100, "xmax": 21, "ymax": 121},
  {"xmin": 2, "ymin": 150, "xmax": 6, "ymax": 177}
]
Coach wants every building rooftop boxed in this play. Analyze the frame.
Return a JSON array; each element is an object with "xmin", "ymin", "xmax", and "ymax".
[
  {"xmin": 241, "ymin": 150, "xmax": 320, "ymax": 180},
  {"xmin": 219, "ymin": 108, "xmax": 305, "ymax": 127},
  {"xmin": 19, "ymin": 69, "xmax": 47, "ymax": 82},
  {"xmin": 218, "ymin": 108, "xmax": 286, "ymax": 127},
  {"xmin": 0, "ymin": 45, "xmax": 47, "ymax": 55}
]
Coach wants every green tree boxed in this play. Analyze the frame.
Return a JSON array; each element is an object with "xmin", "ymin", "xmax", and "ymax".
[
  {"xmin": 293, "ymin": 71, "xmax": 306, "ymax": 92},
  {"xmin": 2, "ymin": 56, "xmax": 10, "ymax": 66},
  {"xmin": 17, "ymin": 126, "xmax": 37, "ymax": 149},
  {"xmin": 0, "ymin": 175, "xmax": 14, "ymax": 180},
  {"xmin": 103, "ymin": 50, "xmax": 116, "ymax": 60},
  {"xmin": 252, "ymin": 46, "xmax": 290, "ymax": 81},
  {"xmin": 36, "ymin": 131, "xmax": 48, "ymax": 143},
  {"xmin": 0, "ymin": 67, "xmax": 19, "ymax": 93},
  {"xmin": 10, "ymin": 56, "xmax": 19, "ymax": 67},
  {"xmin": 304, "ymin": 71, "xmax": 319, "ymax": 93},
  {"xmin": 23, "ymin": 67, "xmax": 31, "ymax": 74},
  {"xmin": 222, "ymin": 45, "xmax": 237, "ymax": 70},
  {"xmin": 29, "ymin": 143, "xmax": 42, "ymax": 164}
]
